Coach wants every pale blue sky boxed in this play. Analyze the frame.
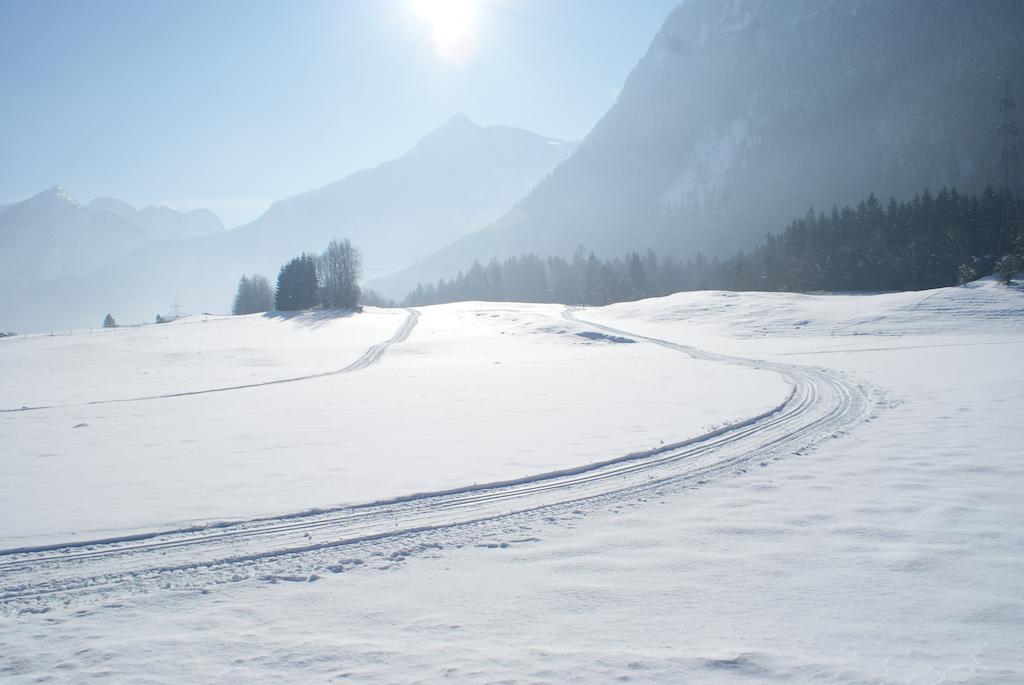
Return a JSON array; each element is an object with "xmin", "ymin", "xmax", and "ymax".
[{"xmin": 0, "ymin": 0, "xmax": 678, "ymax": 226}]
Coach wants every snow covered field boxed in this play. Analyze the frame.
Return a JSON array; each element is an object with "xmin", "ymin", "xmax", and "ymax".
[
  {"xmin": 0, "ymin": 309, "xmax": 409, "ymax": 408},
  {"xmin": 1, "ymin": 280, "xmax": 1022, "ymax": 683},
  {"xmin": 0, "ymin": 302, "xmax": 787, "ymax": 548}
]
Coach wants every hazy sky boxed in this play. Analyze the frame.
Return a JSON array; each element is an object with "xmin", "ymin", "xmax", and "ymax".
[{"xmin": 0, "ymin": 0, "xmax": 678, "ymax": 227}]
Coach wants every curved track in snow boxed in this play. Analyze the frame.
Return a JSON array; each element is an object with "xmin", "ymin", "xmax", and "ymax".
[
  {"xmin": 0, "ymin": 308, "xmax": 420, "ymax": 413},
  {"xmin": 0, "ymin": 307, "xmax": 875, "ymax": 613}
]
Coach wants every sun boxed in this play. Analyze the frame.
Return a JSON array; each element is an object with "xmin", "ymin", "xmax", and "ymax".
[{"xmin": 411, "ymin": 0, "xmax": 479, "ymax": 66}]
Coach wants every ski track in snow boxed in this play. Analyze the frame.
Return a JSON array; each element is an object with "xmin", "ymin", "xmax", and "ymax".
[
  {"xmin": 0, "ymin": 307, "xmax": 877, "ymax": 614},
  {"xmin": 0, "ymin": 308, "xmax": 420, "ymax": 414}
]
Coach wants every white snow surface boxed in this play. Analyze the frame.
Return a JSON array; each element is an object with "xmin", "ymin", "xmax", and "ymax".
[
  {"xmin": 2, "ymin": 280, "xmax": 1022, "ymax": 683},
  {"xmin": 0, "ymin": 309, "xmax": 406, "ymax": 408},
  {"xmin": 0, "ymin": 302, "xmax": 787, "ymax": 549}
]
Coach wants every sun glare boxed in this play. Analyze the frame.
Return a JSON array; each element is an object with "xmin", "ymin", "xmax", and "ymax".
[{"xmin": 412, "ymin": 0, "xmax": 479, "ymax": 66}]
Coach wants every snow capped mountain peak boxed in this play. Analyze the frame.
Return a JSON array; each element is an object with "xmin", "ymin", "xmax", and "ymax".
[
  {"xmin": 42, "ymin": 184, "xmax": 70, "ymax": 197},
  {"xmin": 30, "ymin": 185, "xmax": 80, "ymax": 208}
]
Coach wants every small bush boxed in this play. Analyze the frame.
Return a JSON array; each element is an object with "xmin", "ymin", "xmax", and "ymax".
[
  {"xmin": 995, "ymin": 254, "xmax": 1021, "ymax": 285},
  {"xmin": 955, "ymin": 264, "xmax": 976, "ymax": 286}
]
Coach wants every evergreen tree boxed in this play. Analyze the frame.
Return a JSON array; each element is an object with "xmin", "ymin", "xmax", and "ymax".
[
  {"xmin": 275, "ymin": 255, "xmax": 318, "ymax": 311},
  {"xmin": 627, "ymin": 252, "xmax": 646, "ymax": 298},
  {"xmin": 103, "ymin": 313, "xmax": 117, "ymax": 328},
  {"xmin": 232, "ymin": 275, "xmax": 251, "ymax": 315}
]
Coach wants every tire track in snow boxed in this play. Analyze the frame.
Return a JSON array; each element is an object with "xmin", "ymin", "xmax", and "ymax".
[
  {"xmin": 0, "ymin": 306, "xmax": 875, "ymax": 611},
  {"xmin": 0, "ymin": 308, "xmax": 420, "ymax": 413}
]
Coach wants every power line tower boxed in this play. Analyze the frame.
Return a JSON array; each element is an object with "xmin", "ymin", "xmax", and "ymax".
[
  {"xmin": 998, "ymin": 81, "xmax": 1021, "ymax": 255},
  {"xmin": 169, "ymin": 297, "xmax": 185, "ymax": 320}
]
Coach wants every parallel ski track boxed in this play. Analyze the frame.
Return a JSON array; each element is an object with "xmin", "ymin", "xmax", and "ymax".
[
  {"xmin": 0, "ymin": 308, "xmax": 420, "ymax": 413},
  {"xmin": 0, "ymin": 307, "xmax": 873, "ymax": 611}
]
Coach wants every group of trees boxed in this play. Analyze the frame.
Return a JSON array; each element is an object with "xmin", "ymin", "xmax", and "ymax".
[
  {"xmin": 729, "ymin": 187, "xmax": 1022, "ymax": 293},
  {"xmin": 360, "ymin": 288, "xmax": 397, "ymax": 308},
  {"xmin": 404, "ymin": 250, "xmax": 656, "ymax": 307},
  {"xmin": 232, "ymin": 238, "xmax": 363, "ymax": 315},
  {"xmin": 232, "ymin": 274, "xmax": 274, "ymax": 315},
  {"xmin": 404, "ymin": 187, "xmax": 1023, "ymax": 306}
]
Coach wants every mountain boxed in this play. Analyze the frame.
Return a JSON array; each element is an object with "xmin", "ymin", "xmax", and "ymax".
[
  {"xmin": 377, "ymin": 0, "xmax": 1024, "ymax": 297},
  {"xmin": 86, "ymin": 198, "xmax": 224, "ymax": 241},
  {"xmin": 0, "ymin": 187, "xmax": 225, "ymax": 293},
  {"xmin": 0, "ymin": 187, "xmax": 149, "ymax": 286},
  {"xmin": 0, "ymin": 116, "xmax": 574, "ymax": 332},
  {"xmin": 232, "ymin": 113, "xmax": 573, "ymax": 281}
]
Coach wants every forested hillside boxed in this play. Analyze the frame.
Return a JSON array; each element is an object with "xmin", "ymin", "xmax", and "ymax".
[{"xmin": 404, "ymin": 187, "xmax": 1023, "ymax": 306}]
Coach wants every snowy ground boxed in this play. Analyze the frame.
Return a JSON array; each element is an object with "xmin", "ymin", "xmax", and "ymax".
[
  {"xmin": 0, "ymin": 309, "xmax": 408, "ymax": 408},
  {"xmin": 1, "ymin": 280, "xmax": 1022, "ymax": 683},
  {"xmin": 0, "ymin": 302, "xmax": 787, "ymax": 548}
]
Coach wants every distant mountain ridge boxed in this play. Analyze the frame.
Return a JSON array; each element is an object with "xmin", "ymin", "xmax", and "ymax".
[
  {"xmin": 375, "ymin": 0, "xmax": 1024, "ymax": 297},
  {"xmin": 86, "ymin": 197, "xmax": 223, "ymax": 241},
  {"xmin": 0, "ymin": 186, "xmax": 223, "ymax": 288},
  {"xmin": 0, "ymin": 115, "xmax": 574, "ymax": 331}
]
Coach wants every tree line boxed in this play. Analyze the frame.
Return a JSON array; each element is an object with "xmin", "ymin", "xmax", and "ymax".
[
  {"xmin": 404, "ymin": 187, "xmax": 1023, "ymax": 307},
  {"xmin": 232, "ymin": 238, "xmax": 363, "ymax": 315}
]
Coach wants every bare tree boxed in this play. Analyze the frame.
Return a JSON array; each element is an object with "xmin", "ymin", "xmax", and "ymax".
[
  {"xmin": 317, "ymin": 239, "xmax": 362, "ymax": 310},
  {"xmin": 233, "ymin": 273, "xmax": 275, "ymax": 314}
]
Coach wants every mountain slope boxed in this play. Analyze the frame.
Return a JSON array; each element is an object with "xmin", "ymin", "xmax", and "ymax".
[
  {"xmin": 232, "ymin": 113, "xmax": 573, "ymax": 280},
  {"xmin": 378, "ymin": 0, "xmax": 1024, "ymax": 296}
]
